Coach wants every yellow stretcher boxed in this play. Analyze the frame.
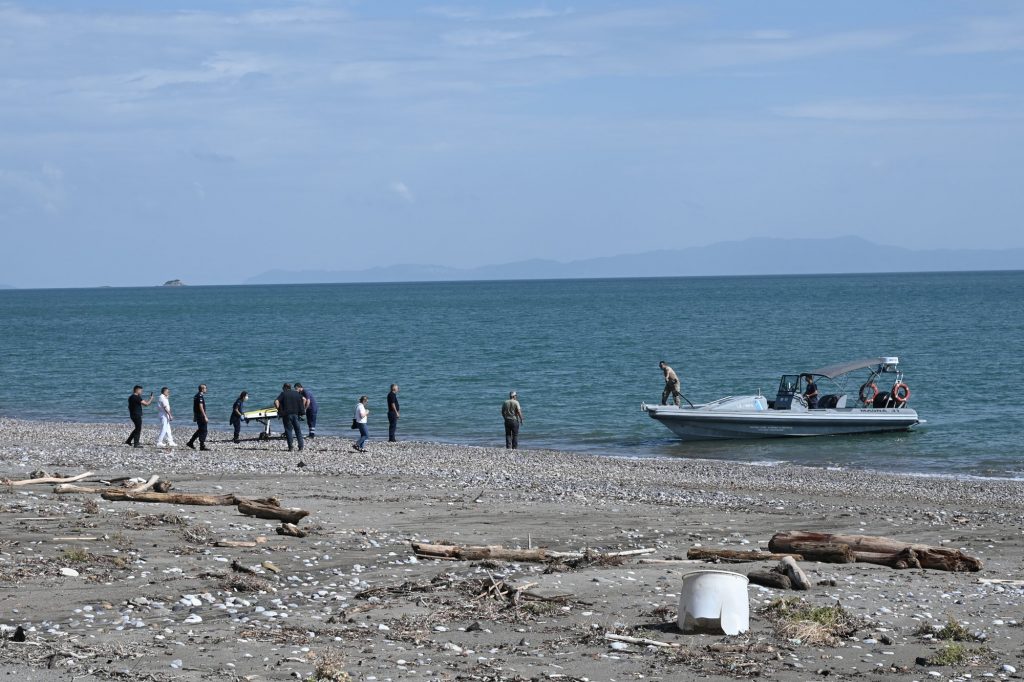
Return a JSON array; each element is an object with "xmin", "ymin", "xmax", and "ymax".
[{"xmin": 242, "ymin": 407, "xmax": 279, "ymax": 440}]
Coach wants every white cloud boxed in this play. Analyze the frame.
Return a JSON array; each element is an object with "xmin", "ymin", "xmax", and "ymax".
[
  {"xmin": 390, "ymin": 181, "xmax": 415, "ymax": 203},
  {"xmin": 774, "ymin": 96, "xmax": 1021, "ymax": 122},
  {"xmin": 0, "ymin": 163, "xmax": 65, "ymax": 213}
]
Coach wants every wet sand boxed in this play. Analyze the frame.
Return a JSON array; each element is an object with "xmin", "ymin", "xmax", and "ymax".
[{"xmin": 1, "ymin": 417, "xmax": 1022, "ymax": 681}]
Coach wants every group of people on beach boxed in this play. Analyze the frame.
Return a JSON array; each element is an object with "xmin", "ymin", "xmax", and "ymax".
[
  {"xmin": 125, "ymin": 382, "xmax": 531, "ymax": 451},
  {"xmin": 125, "ymin": 382, "xmax": 405, "ymax": 452}
]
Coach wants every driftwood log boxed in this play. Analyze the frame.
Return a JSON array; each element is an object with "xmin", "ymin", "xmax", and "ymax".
[
  {"xmin": 411, "ymin": 542, "xmax": 655, "ymax": 563},
  {"xmin": 787, "ymin": 542, "xmax": 855, "ymax": 563},
  {"xmin": 769, "ymin": 531, "xmax": 982, "ymax": 572},
  {"xmin": 56, "ymin": 475, "xmax": 168, "ymax": 496},
  {"xmin": 778, "ymin": 556, "xmax": 811, "ymax": 590},
  {"xmin": 6, "ymin": 471, "xmax": 94, "ymax": 487},
  {"xmin": 747, "ymin": 569, "xmax": 792, "ymax": 590},
  {"xmin": 687, "ymin": 548, "xmax": 799, "ymax": 563},
  {"xmin": 100, "ymin": 490, "xmax": 243, "ymax": 505},
  {"xmin": 237, "ymin": 500, "xmax": 309, "ymax": 525},
  {"xmin": 277, "ymin": 523, "xmax": 308, "ymax": 538}
]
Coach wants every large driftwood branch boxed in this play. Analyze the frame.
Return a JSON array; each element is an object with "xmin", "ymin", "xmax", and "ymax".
[
  {"xmin": 55, "ymin": 475, "xmax": 166, "ymax": 496},
  {"xmin": 769, "ymin": 531, "xmax": 982, "ymax": 572},
  {"xmin": 411, "ymin": 541, "xmax": 654, "ymax": 563},
  {"xmin": 687, "ymin": 548, "xmax": 800, "ymax": 563},
  {"xmin": 100, "ymin": 490, "xmax": 242, "ymax": 505},
  {"xmin": 787, "ymin": 542, "xmax": 856, "ymax": 563},
  {"xmin": 237, "ymin": 500, "xmax": 309, "ymax": 525},
  {"xmin": 5, "ymin": 471, "xmax": 94, "ymax": 487}
]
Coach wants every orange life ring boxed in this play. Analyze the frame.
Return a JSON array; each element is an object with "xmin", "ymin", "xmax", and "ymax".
[
  {"xmin": 892, "ymin": 382, "xmax": 911, "ymax": 402},
  {"xmin": 859, "ymin": 382, "xmax": 878, "ymax": 403}
]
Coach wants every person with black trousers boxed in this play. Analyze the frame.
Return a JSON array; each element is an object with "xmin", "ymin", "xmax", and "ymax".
[
  {"xmin": 275, "ymin": 383, "xmax": 306, "ymax": 452},
  {"xmin": 125, "ymin": 385, "xmax": 153, "ymax": 448},
  {"xmin": 387, "ymin": 384, "xmax": 400, "ymax": 442},
  {"xmin": 186, "ymin": 384, "xmax": 210, "ymax": 450}
]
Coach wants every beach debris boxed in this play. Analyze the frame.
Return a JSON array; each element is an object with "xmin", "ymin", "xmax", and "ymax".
[
  {"xmin": 778, "ymin": 556, "xmax": 812, "ymax": 590},
  {"xmin": 747, "ymin": 569, "xmax": 793, "ymax": 590},
  {"xmin": 276, "ymin": 522, "xmax": 308, "ymax": 538},
  {"xmin": 762, "ymin": 597, "xmax": 861, "ymax": 646},
  {"xmin": 4, "ymin": 471, "xmax": 94, "ymax": 486},
  {"xmin": 237, "ymin": 499, "xmax": 310, "ymax": 524},
  {"xmin": 214, "ymin": 539, "xmax": 262, "ymax": 548},
  {"xmin": 687, "ymin": 548, "xmax": 800, "ymax": 563},
  {"xmin": 55, "ymin": 474, "xmax": 167, "ymax": 495},
  {"xmin": 604, "ymin": 632, "xmax": 680, "ymax": 648},
  {"xmin": 411, "ymin": 541, "xmax": 654, "ymax": 563},
  {"xmin": 768, "ymin": 531, "xmax": 983, "ymax": 572},
  {"xmin": 101, "ymin": 490, "xmax": 245, "ymax": 505}
]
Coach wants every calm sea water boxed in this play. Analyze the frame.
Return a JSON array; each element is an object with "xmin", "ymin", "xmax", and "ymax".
[{"xmin": 1, "ymin": 272, "xmax": 1022, "ymax": 478}]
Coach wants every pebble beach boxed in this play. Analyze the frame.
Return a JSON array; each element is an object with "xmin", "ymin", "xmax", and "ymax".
[{"xmin": 1, "ymin": 417, "xmax": 1023, "ymax": 681}]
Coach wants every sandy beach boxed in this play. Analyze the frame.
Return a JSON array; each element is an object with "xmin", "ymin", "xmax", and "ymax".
[{"xmin": 1, "ymin": 416, "xmax": 1022, "ymax": 681}]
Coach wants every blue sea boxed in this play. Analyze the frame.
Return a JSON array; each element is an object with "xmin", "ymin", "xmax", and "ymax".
[{"xmin": 1, "ymin": 271, "xmax": 1022, "ymax": 479}]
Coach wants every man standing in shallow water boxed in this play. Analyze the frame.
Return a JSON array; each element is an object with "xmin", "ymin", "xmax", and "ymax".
[{"xmin": 501, "ymin": 391, "xmax": 524, "ymax": 449}]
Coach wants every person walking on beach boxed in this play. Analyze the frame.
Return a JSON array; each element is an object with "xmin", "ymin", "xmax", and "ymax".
[
  {"xmin": 295, "ymin": 383, "xmax": 318, "ymax": 439},
  {"xmin": 659, "ymin": 361, "xmax": 682, "ymax": 407},
  {"xmin": 387, "ymin": 384, "xmax": 400, "ymax": 442},
  {"xmin": 155, "ymin": 387, "xmax": 176, "ymax": 447},
  {"xmin": 186, "ymin": 384, "xmax": 210, "ymax": 450},
  {"xmin": 501, "ymin": 391, "xmax": 524, "ymax": 449},
  {"xmin": 275, "ymin": 383, "xmax": 306, "ymax": 452},
  {"xmin": 125, "ymin": 385, "xmax": 153, "ymax": 448},
  {"xmin": 230, "ymin": 391, "xmax": 248, "ymax": 443},
  {"xmin": 354, "ymin": 396, "xmax": 370, "ymax": 452}
]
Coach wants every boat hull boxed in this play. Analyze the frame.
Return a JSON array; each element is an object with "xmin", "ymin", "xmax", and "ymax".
[{"xmin": 645, "ymin": 405, "xmax": 920, "ymax": 441}]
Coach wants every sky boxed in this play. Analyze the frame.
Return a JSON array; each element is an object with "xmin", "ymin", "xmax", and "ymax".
[{"xmin": 1, "ymin": 1, "xmax": 1023, "ymax": 288}]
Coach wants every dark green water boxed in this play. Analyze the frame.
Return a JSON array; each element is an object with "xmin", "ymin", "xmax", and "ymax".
[{"xmin": 1, "ymin": 272, "xmax": 1021, "ymax": 478}]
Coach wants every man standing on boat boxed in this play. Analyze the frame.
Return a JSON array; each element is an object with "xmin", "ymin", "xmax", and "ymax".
[
  {"xmin": 659, "ymin": 361, "xmax": 682, "ymax": 407},
  {"xmin": 803, "ymin": 374, "xmax": 819, "ymax": 409}
]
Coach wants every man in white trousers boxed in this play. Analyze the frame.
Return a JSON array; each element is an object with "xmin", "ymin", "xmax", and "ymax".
[{"xmin": 156, "ymin": 387, "xmax": 177, "ymax": 447}]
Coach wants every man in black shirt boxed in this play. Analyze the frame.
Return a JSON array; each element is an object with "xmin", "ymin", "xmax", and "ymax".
[
  {"xmin": 125, "ymin": 385, "xmax": 153, "ymax": 448},
  {"xmin": 275, "ymin": 383, "xmax": 306, "ymax": 452},
  {"xmin": 186, "ymin": 384, "xmax": 210, "ymax": 450},
  {"xmin": 387, "ymin": 384, "xmax": 400, "ymax": 442}
]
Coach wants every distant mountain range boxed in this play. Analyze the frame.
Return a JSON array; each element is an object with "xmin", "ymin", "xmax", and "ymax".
[{"xmin": 245, "ymin": 236, "xmax": 1024, "ymax": 285}]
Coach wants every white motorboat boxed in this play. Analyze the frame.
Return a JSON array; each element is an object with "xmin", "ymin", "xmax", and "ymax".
[{"xmin": 642, "ymin": 357, "xmax": 922, "ymax": 441}]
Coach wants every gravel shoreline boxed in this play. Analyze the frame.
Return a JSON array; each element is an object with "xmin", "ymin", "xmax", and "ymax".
[{"xmin": 2, "ymin": 417, "xmax": 1023, "ymax": 681}]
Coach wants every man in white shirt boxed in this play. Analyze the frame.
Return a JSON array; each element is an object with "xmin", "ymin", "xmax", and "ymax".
[{"xmin": 156, "ymin": 387, "xmax": 176, "ymax": 447}]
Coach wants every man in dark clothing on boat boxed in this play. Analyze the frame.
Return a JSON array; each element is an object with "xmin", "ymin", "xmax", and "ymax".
[
  {"xmin": 659, "ymin": 361, "xmax": 682, "ymax": 407},
  {"xmin": 803, "ymin": 374, "xmax": 819, "ymax": 409}
]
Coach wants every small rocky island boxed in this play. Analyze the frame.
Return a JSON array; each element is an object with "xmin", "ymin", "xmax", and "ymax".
[{"xmin": 162, "ymin": 279, "xmax": 185, "ymax": 287}]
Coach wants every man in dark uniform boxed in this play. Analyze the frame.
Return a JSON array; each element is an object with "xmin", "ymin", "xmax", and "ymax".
[
  {"xmin": 275, "ymin": 383, "xmax": 306, "ymax": 452},
  {"xmin": 387, "ymin": 384, "xmax": 400, "ymax": 442},
  {"xmin": 803, "ymin": 374, "xmax": 819, "ymax": 409},
  {"xmin": 186, "ymin": 384, "xmax": 210, "ymax": 450},
  {"xmin": 295, "ymin": 383, "xmax": 318, "ymax": 439},
  {"xmin": 125, "ymin": 385, "xmax": 153, "ymax": 448}
]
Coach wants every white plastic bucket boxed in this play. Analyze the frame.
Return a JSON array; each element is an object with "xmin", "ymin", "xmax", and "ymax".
[{"xmin": 678, "ymin": 570, "xmax": 750, "ymax": 635}]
